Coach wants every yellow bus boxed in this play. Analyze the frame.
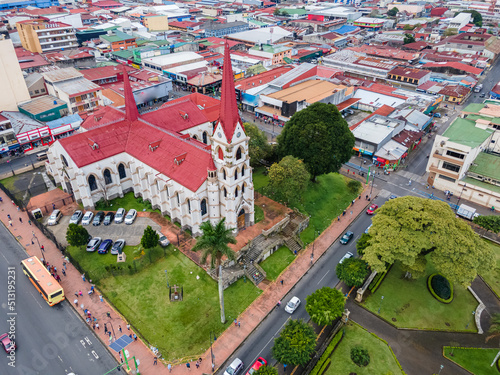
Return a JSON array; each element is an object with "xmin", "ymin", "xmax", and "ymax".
[{"xmin": 21, "ymin": 257, "xmax": 65, "ymax": 306}]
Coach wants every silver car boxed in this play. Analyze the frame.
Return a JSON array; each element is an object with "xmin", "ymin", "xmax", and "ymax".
[
  {"xmin": 69, "ymin": 210, "xmax": 83, "ymax": 224},
  {"xmin": 82, "ymin": 211, "xmax": 94, "ymax": 226},
  {"xmin": 114, "ymin": 208, "xmax": 126, "ymax": 223},
  {"xmin": 111, "ymin": 239, "xmax": 125, "ymax": 255},
  {"xmin": 285, "ymin": 296, "xmax": 301, "ymax": 314},
  {"xmin": 124, "ymin": 209, "xmax": 137, "ymax": 225},
  {"xmin": 158, "ymin": 231, "xmax": 170, "ymax": 247},
  {"xmin": 47, "ymin": 210, "xmax": 62, "ymax": 226}
]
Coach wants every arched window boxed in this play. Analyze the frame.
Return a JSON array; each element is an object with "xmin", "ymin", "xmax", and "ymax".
[
  {"xmin": 192, "ymin": 135, "xmax": 198, "ymax": 140},
  {"xmin": 202, "ymin": 131, "xmax": 208, "ymax": 144},
  {"xmin": 242, "ymin": 184, "xmax": 245, "ymax": 194},
  {"xmin": 187, "ymin": 199, "xmax": 191, "ymax": 214},
  {"xmin": 218, "ymin": 147, "xmax": 224, "ymax": 160},
  {"xmin": 88, "ymin": 175, "xmax": 97, "ymax": 191},
  {"xmin": 201, "ymin": 199, "xmax": 207, "ymax": 216},
  {"xmin": 234, "ymin": 169, "xmax": 238, "ymax": 180},
  {"xmin": 118, "ymin": 163, "xmax": 126, "ymax": 179},
  {"xmin": 61, "ymin": 154, "xmax": 69, "ymax": 167},
  {"xmin": 156, "ymin": 180, "xmax": 159, "ymax": 192},
  {"xmin": 235, "ymin": 187, "xmax": 238, "ymax": 197},
  {"xmin": 223, "ymin": 169, "xmax": 226, "ymax": 180},
  {"xmin": 223, "ymin": 188, "xmax": 227, "ymax": 198},
  {"xmin": 103, "ymin": 169, "xmax": 112, "ymax": 185},
  {"xmin": 236, "ymin": 147, "xmax": 242, "ymax": 160},
  {"xmin": 176, "ymin": 193, "xmax": 180, "ymax": 207},
  {"xmin": 166, "ymin": 186, "xmax": 169, "ymax": 197},
  {"xmin": 241, "ymin": 165, "xmax": 245, "ymax": 177}
]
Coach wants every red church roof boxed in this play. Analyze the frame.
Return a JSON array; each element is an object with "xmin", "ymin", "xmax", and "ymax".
[
  {"xmin": 218, "ymin": 42, "xmax": 241, "ymax": 142},
  {"xmin": 123, "ymin": 65, "xmax": 138, "ymax": 122}
]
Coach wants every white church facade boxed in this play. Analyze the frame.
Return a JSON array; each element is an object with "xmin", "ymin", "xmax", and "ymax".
[{"xmin": 46, "ymin": 44, "xmax": 255, "ymax": 236}]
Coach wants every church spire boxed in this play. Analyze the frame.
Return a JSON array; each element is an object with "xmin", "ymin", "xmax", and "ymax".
[
  {"xmin": 218, "ymin": 42, "xmax": 241, "ymax": 142},
  {"xmin": 122, "ymin": 65, "xmax": 138, "ymax": 122}
]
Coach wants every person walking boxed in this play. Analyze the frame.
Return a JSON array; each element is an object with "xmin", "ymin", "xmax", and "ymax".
[
  {"xmin": 104, "ymin": 324, "xmax": 108, "ymax": 334},
  {"xmin": 154, "ymin": 357, "xmax": 158, "ymax": 365},
  {"xmin": 186, "ymin": 362, "xmax": 191, "ymax": 370},
  {"xmin": 19, "ymin": 217, "xmax": 22, "ymax": 224},
  {"xmin": 195, "ymin": 360, "xmax": 200, "ymax": 369},
  {"xmin": 28, "ymin": 219, "xmax": 31, "ymax": 226},
  {"xmin": 61, "ymin": 269, "xmax": 66, "ymax": 276},
  {"xmin": 41, "ymin": 245, "xmax": 44, "ymax": 252},
  {"xmin": 7, "ymin": 214, "xmax": 11, "ymax": 220},
  {"xmin": 81, "ymin": 274, "xmax": 86, "ymax": 282},
  {"xmin": 99, "ymin": 295, "xmax": 103, "ymax": 302},
  {"xmin": 119, "ymin": 325, "xmax": 122, "ymax": 333},
  {"xmin": 8, "ymin": 220, "xmax": 12, "ymax": 226},
  {"xmin": 238, "ymin": 321, "xmax": 241, "ymax": 328},
  {"xmin": 126, "ymin": 324, "xmax": 130, "ymax": 330},
  {"xmin": 167, "ymin": 363, "xmax": 172, "ymax": 372},
  {"xmin": 280, "ymin": 279, "xmax": 283, "ymax": 286},
  {"xmin": 96, "ymin": 323, "xmax": 99, "ymax": 330}
]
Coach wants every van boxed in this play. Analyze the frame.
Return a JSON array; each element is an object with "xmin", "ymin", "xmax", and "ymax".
[{"xmin": 36, "ymin": 152, "xmax": 48, "ymax": 161}]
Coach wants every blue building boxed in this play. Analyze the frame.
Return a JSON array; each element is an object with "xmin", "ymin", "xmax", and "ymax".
[
  {"xmin": 204, "ymin": 21, "xmax": 249, "ymax": 37},
  {"xmin": 0, "ymin": 0, "xmax": 58, "ymax": 10}
]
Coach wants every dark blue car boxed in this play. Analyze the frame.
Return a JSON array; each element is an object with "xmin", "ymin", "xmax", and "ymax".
[{"xmin": 98, "ymin": 239, "xmax": 113, "ymax": 254}]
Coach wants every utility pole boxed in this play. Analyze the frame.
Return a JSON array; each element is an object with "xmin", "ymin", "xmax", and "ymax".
[{"xmin": 218, "ymin": 265, "xmax": 225, "ymax": 323}]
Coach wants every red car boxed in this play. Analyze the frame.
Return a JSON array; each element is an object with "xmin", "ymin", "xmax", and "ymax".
[
  {"xmin": 366, "ymin": 204, "xmax": 378, "ymax": 215},
  {"xmin": 246, "ymin": 357, "xmax": 267, "ymax": 375},
  {"xmin": 0, "ymin": 333, "xmax": 16, "ymax": 353}
]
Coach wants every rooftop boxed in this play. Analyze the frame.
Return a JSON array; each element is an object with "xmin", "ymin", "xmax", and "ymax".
[
  {"xmin": 388, "ymin": 67, "xmax": 431, "ymax": 80},
  {"xmin": 54, "ymin": 78, "xmax": 101, "ymax": 97},
  {"xmin": 42, "ymin": 67, "xmax": 83, "ymax": 83},
  {"xmin": 18, "ymin": 95, "xmax": 67, "ymax": 115},
  {"xmin": 266, "ymin": 80, "xmax": 346, "ymax": 104},
  {"xmin": 468, "ymin": 152, "xmax": 500, "ymax": 180},
  {"xmin": 100, "ymin": 30, "xmax": 136, "ymax": 43},
  {"xmin": 442, "ymin": 117, "xmax": 493, "ymax": 149}
]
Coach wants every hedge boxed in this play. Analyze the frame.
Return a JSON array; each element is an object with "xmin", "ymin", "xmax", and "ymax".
[
  {"xmin": 368, "ymin": 264, "xmax": 393, "ymax": 293},
  {"xmin": 309, "ymin": 330, "xmax": 344, "ymax": 375},
  {"xmin": 427, "ymin": 273, "xmax": 454, "ymax": 304}
]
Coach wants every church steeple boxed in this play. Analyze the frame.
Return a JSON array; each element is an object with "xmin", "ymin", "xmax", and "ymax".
[
  {"xmin": 122, "ymin": 65, "xmax": 139, "ymax": 122},
  {"xmin": 218, "ymin": 42, "xmax": 241, "ymax": 142}
]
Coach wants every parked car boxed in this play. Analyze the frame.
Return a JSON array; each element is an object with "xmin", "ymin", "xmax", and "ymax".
[
  {"xmin": 285, "ymin": 296, "xmax": 301, "ymax": 314},
  {"xmin": 103, "ymin": 212, "xmax": 115, "ymax": 226},
  {"xmin": 345, "ymin": 109, "xmax": 354, "ymax": 115},
  {"xmin": 111, "ymin": 239, "xmax": 125, "ymax": 255},
  {"xmin": 124, "ymin": 209, "xmax": 137, "ymax": 225},
  {"xmin": 69, "ymin": 210, "xmax": 83, "ymax": 224},
  {"xmin": 158, "ymin": 231, "xmax": 170, "ymax": 247},
  {"xmin": 480, "ymin": 92, "xmax": 486, "ymax": 98},
  {"xmin": 0, "ymin": 333, "xmax": 16, "ymax": 353},
  {"xmin": 365, "ymin": 224, "xmax": 372, "ymax": 234},
  {"xmin": 246, "ymin": 357, "xmax": 267, "ymax": 375},
  {"xmin": 98, "ymin": 239, "xmax": 113, "ymax": 254},
  {"xmin": 340, "ymin": 231, "xmax": 354, "ymax": 244},
  {"xmin": 82, "ymin": 211, "xmax": 94, "ymax": 226},
  {"xmin": 86, "ymin": 237, "xmax": 102, "ymax": 252},
  {"xmin": 92, "ymin": 211, "xmax": 105, "ymax": 226},
  {"xmin": 224, "ymin": 358, "xmax": 244, "ymax": 375},
  {"xmin": 388, "ymin": 194, "xmax": 398, "ymax": 200},
  {"xmin": 433, "ymin": 113, "xmax": 441, "ymax": 118},
  {"xmin": 47, "ymin": 209, "xmax": 62, "ymax": 226},
  {"xmin": 366, "ymin": 204, "xmax": 378, "ymax": 215},
  {"xmin": 114, "ymin": 208, "xmax": 126, "ymax": 223},
  {"xmin": 339, "ymin": 251, "xmax": 353, "ymax": 264}
]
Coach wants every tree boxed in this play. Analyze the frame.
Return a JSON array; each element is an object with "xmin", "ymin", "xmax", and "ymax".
[
  {"xmin": 473, "ymin": 215, "xmax": 500, "ymax": 233},
  {"xmin": 141, "ymin": 225, "xmax": 159, "ymax": 249},
  {"xmin": 66, "ymin": 223, "xmax": 89, "ymax": 248},
  {"xmin": 444, "ymin": 28, "xmax": 458, "ymax": 37},
  {"xmin": 455, "ymin": 10, "xmax": 482, "ymax": 27},
  {"xmin": 486, "ymin": 313, "xmax": 500, "ymax": 343},
  {"xmin": 362, "ymin": 197, "xmax": 494, "ymax": 287},
  {"xmin": 192, "ymin": 218, "xmax": 236, "ymax": 274},
  {"xmin": 369, "ymin": 9, "xmax": 379, "ymax": 17},
  {"xmin": 277, "ymin": 102, "xmax": 355, "ymax": 180},
  {"xmin": 404, "ymin": 33, "xmax": 416, "ymax": 45},
  {"xmin": 387, "ymin": 7, "xmax": 399, "ymax": 17},
  {"xmin": 268, "ymin": 156, "xmax": 310, "ymax": 205},
  {"xmin": 305, "ymin": 287, "xmax": 345, "ymax": 326},
  {"xmin": 403, "ymin": 24, "xmax": 415, "ymax": 31},
  {"xmin": 244, "ymin": 122, "xmax": 271, "ymax": 166},
  {"xmin": 336, "ymin": 258, "xmax": 370, "ymax": 287},
  {"xmin": 356, "ymin": 232, "xmax": 371, "ymax": 257},
  {"xmin": 272, "ymin": 319, "xmax": 316, "ymax": 366},
  {"xmin": 273, "ymin": 8, "xmax": 281, "ymax": 16},
  {"xmin": 254, "ymin": 366, "xmax": 278, "ymax": 375}
]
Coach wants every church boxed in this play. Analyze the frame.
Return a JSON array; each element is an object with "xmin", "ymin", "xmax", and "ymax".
[{"xmin": 46, "ymin": 44, "xmax": 255, "ymax": 236}]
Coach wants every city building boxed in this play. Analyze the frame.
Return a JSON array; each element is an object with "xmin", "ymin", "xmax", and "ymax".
[
  {"xmin": 16, "ymin": 19, "xmax": 77, "ymax": 54},
  {"xmin": 248, "ymin": 44, "xmax": 292, "ymax": 65},
  {"xmin": 18, "ymin": 95, "xmax": 68, "ymax": 122},
  {"xmin": 204, "ymin": 21, "xmax": 249, "ymax": 37},
  {"xmin": 387, "ymin": 67, "xmax": 431, "ymax": 87},
  {"xmin": 352, "ymin": 17, "xmax": 386, "ymax": 31},
  {"xmin": 447, "ymin": 12, "xmax": 472, "ymax": 30},
  {"xmin": 0, "ymin": 39, "xmax": 31, "ymax": 112},
  {"xmin": 99, "ymin": 30, "xmax": 137, "ymax": 52}
]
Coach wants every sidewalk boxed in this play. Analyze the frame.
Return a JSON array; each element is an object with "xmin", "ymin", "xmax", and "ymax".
[{"xmin": 0, "ymin": 186, "xmax": 376, "ymax": 375}]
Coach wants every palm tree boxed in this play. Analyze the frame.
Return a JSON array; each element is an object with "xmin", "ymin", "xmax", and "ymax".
[
  {"xmin": 192, "ymin": 218, "xmax": 237, "ymax": 276},
  {"xmin": 486, "ymin": 313, "xmax": 500, "ymax": 343}
]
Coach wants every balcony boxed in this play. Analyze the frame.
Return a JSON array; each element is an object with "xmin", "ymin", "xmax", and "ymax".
[
  {"xmin": 428, "ymin": 165, "xmax": 459, "ymax": 179},
  {"xmin": 432, "ymin": 152, "xmax": 464, "ymax": 166},
  {"xmin": 39, "ymin": 36, "xmax": 77, "ymax": 45}
]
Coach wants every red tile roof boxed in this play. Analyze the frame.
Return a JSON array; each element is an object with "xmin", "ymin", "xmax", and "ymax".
[
  {"xmin": 123, "ymin": 66, "xmax": 138, "ymax": 122},
  {"xmin": 166, "ymin": 92, "xmax": 220, "ymax": 123},
  {"xmin": 388, "ymin": 67, "xmax": 431, "ymax": 80},
  {"xmin": 81, "ymin": 65, "xmax": 135, "ymax": 82},
  {"xmin": 235, "ymin": 66, "xmax": 294, "ymax": 91},
  {"xmin": 219, "ymin": 42, "xmax": 241, "ymax": 142},
  {"xmin": 422, "ymin": 61, "xmax": 483, "ymax": 76},
  {"xmin": 350, "ymin": 105, "xmax": 395, "ymax": 131},
  {"xmin": 142, "ymin": 100, "xmax": 209, "ymax": 133},
  {"xmin": 336, "ymin": 98, "xmax": 361, "ymax": 111}
]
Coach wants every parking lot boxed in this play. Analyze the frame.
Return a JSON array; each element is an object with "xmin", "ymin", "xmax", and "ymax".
[{"xmin": 46, "ymin": 214, "xmax": 162, "ymax": 247}]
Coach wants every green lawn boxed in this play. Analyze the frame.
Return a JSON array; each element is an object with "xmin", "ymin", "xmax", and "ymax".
[
  {"xmin": 325, "ymin": 322, "xmax": 403, "ymax": 375},
  {"xmin": 259, "ymin": 245, "xmax": 295, "ymax": 281},
  {"xmin": 444, "ymin": 347, "xmax": 499, "ymax": 375},
  {"xmin": 255, "ymin": 205, "xmax": 265, "ymax": 224},
  {"xmin": 480, "ymin": 240, "xmax": 500, "ymax": 298},
  {"xmin": 95, "ymin": 191, "xmax": 159, "ymax": 213},
  {"xmin": 363, "ymin": 260, "xmax": 479, "ymax": 331},
  {"xmin": 99, "ymin": 248, "xmax": 262, "ymax": 361},
  {"xmin": 0, "ymin": 174, "xmax": 17, "ymax": 192},
  {"xmin": 252, "ymin": 167, "xmax": 359, "ymax": 245}
]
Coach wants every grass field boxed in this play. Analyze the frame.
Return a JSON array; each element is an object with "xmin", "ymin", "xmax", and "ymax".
[
  {"xmin": 259, "ymin": 245, "xmax": 295, "ymax": 281},
  {"xmin": 254, "ymin": 205, "xmax": 264, "ymax": 224},
  {"xmin": 94, "ymin": 191, "xmax": 160, "ymax": 213},
  {"xmin": 480, "ymin": 240, "xmax": 500, "ymax": 298},
  {"xmin": 444, "ymin": 347, "xmax": 499, "ymax": 375},
  {"xmin": 99, "ymin": 248, "xmax": 262, "ymax": 361},
  {"xmin": 325, "ymin": 322, "xmax": 403, "ymax": 375},
  {"xmin": 363, "ymin": 260, "xmax": 478, "ymax": 331},
  {"xmin": 253, "ymin": 167, "xmax": 359, "ymax": 245}
]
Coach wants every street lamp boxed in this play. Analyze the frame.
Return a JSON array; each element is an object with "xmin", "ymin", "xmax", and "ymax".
[
  {"xmin": 466, "ymin": 311, "xmax": 475, "ymax": 329},
  {"xmin": 455, "ymin": 183, "xmax": 467, "ymax": 213},
  {"xmin": 437, "ymin": 365, "xmax": 444, "ymax": 375},
  {"xmin": 31, "ymin": 231, "xmax": 44, "ymax": 260},
  {"xmin": 164, "ymin": 269, "xmax": 170, "ymax": 288},
  {"xmin": 378, "ymin": 295, "xmax": 384, "ymax": 314},
  {"xmin": 210, "ymin": 331, "xmax": 217, "ymax": 371},
  {"xmin": 107, "ymin": 321, "xmax": 117, "ymax": 342}
]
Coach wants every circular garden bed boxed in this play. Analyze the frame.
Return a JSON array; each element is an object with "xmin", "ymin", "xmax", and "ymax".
[{"xmin": 427, "ymin": 273, "xmax": 454, "ymax": 304}]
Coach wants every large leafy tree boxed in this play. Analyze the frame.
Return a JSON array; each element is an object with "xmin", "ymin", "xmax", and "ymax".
[
  {"xmin": 268, "ymin": 155, "xmax": 310, "ymax": 204},
  {"xmin": 305, "ymin": 287, "xmax": 345, "ymax": 326},
  {"xmin": 404, "ymin": 33, "xmax": 415, "ymax": 44},
  {"xmin": 336, "ymin": 258, "xmax": 370, "ymax": 287},
  {"xmin": 192, "ymin": 218, "xmax": 236, "ymax": 275},
  {"xmin": 244, "ymin": 122, "xmax": 271, "ymax": 166},
  {"xmin": 66, "ymin": 223, "xmax": 89, "ymax": 248},
  {"xmin": 356, "ymin": 232, "xmax": 371, "ymax": 257},
  {"xmin": 387, "ymin": 7, "xmax": 399, "ymax": 17},
  {"xmin": 272, "ymin": 319, "xmax": 316, "ymax": 365},
  {"xmin": 486, "ymin": 313, "xmax": 500, "ymax": 343},
  {"xmin": 455, "ymin": 10, "xmax": 482, "ymax": 26},
  {"xmin": 473, "ymin": 215, "xmax": 500, "ymax": 233},
  {"xmin": 363, "ymin": 197, "xmax": 493, "ymax": 287},
  {"xmin": 141, "ymin": 225, "xmax": 159, "ymax": 249},
  {"xmin": 254, "ymin": 366, "xmax": 278, "ymax": 375},
  {"xmin": 277, "ymin": 102, "xmax": 354, "ymax": 180}
]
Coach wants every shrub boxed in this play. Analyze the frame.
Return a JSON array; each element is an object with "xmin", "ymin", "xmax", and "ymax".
[
  {"xmin": 427, "ymin": 273, "xmax": 454, "ymax": 303},
  {"xmin": 350, "ymin": 346, "xmax": 370, "ymax": 367},
  {"xmin": 347, "ymin": 180, "xmax": 361, "ymax": 194}
]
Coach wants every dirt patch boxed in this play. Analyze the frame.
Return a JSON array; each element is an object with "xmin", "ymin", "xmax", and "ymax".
[{"xmin": 26, "ymin": 188, "xmax": 79, "ymax": 216}]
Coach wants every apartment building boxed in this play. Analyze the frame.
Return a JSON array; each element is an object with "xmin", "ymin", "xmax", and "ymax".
[{"xmin": 16, "ymin": 19, "xmax": 77, "ymax": 54}]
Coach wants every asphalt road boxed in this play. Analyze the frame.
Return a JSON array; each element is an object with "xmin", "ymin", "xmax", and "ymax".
[
  {"xmin": 0, "ymin": 154, "xmax": 40, "ymax": 177},
  {"xmin": 226, "ymin": 196, "xmax": 386, "ymax": 375},
  {"xmin": 0, "ymin": 223, "xmax": 119, "ymax": 375}
]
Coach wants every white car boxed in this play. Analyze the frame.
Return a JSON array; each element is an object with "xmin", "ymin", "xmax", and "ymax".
[
  {"xmin": 285, "ymin": 296, "xmax": 301, "ymax": 314},
  {"xmin": 124, "ymin": 209, "xmax": 137, "ymax": 225},
  {"xmin": 224, "ymin": 358, "xmax": 244, "ymax": 375},
  {"xmin": 82, "ymin": 211, "xmax": 94, "ymax": 226},
  {"xmin": 157, "ymin": 231, "xmax": 170, "ymax": 247},
  {"xmin": 114, "ymin": 208, "xmax": 125, "ymax": 223},
  {"xmin": 69, "ymin": 210, "xmax": 83, "ymax": 224},
  {"xmin": 47, "ymin": 209, "xmax": 62, "ymax": 226},
  {"xmin": 339, "ymin": 252, "xmax": 354, "ymax": 264}
]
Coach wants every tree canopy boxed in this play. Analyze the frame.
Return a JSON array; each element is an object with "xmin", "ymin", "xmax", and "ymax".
[
  {"xmin": 141, "ymin": 225, "xmax": 159, "ymax": 250},
  {"xmin": 305, "ymin": 287, "xmax": 345, "ymax": 326},
  {"xmin": 356, "ymin": 232, "xmax": 371, "ymax": 257},
  {"xmin": 362, "ymin": 197, "xmax": 493, "ymax": 287},
  {"xmin": 444, "ymin": 28, "xmax": 458, "ymax": 36},
  {"xmin": 277, "ymin": 102, "xmax": 354, "ymax": 180},
  {"xmin": 272, "ymin": 319, "xmax": 316, "ymax": 365},
  {"xmin": 336, "ymin": 258, "xmax": 370, "ymax": 287},
  {"xmin": 473, "ymin": 215, "xmax": 500, "ymax": 233},
  {"xmin": 268, "ymin": 155, "xmax": 310, "ymax": 204},
  {"xmin": 66, "ymin": 223, "xmax": 89, "ymax": 248},
  {"xmin": 403, "ymin": 33, "xmax": 416, "ymax": 45},
  {"xmin": 387, "ymin": 7, "xmax": 399, "ymax": 17},
  {"xmin": 254, "ymin": 366, "xmax": 278, "ymax": 375},
  {"xmin": 192, "ymin": 218, "xmax": 236, "ymax": 273},
  {"xmin": 244, "ymin": 122, "xmax": 271, "ymax": 166},
  {"xmin": 455, "ymin": 10, "xmax": 482, "ymax": 26}
]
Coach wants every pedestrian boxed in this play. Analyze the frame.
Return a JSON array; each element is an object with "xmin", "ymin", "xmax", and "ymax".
[
  {"xmin": 108, "ymin": 331, "xmax": 112, "ymax": 338},
  {"xmin": 277, "ymin": 300, "xmax": 281, "ymax": 307},
  {"xmin": 99, "ymin": 295, "xmax": 103, "ymax": 302},
  {"xmin": 41, "ymin": 245, "xmax": 44, "ymax": 252},
  {"xmin": 284, "ymin": 364, "xmax": 287, "ymax": 371},
  {"xmin": 127, "ymin": 324, "xmax": 130, "ymax": 330},
  {"xmin": 337, "ymin": 216, "xmax": 340, "ymax": 221},
  {"xmin": 106, "ymin": 312, "xmax": 111, "ymax": 318},
  {"xmin": 294, "ymin": 250, "xmax": 298, "ymax": 255},
  {"xmin": 280, "ymin": 279, "xmax": 283, "ymax": 286},
  {"xmin": 55, "ymin": 274, "xmax": 61, "ymax": 282},
  {"xmin": 119, "ymin": 325, "xmax": 122, "ymax": 333},
  {"xmin": 133, "ymin": 334, "xmax": 137, "ymax": 341},
  {"xmin": 212, "ymin": 363, "xmax": 215, "ymax": 372},
  {"xmin": 96, "ymin": 323, "xmax": 99, "ymax": 330},
  {"xmin": 28, "ymin": 219, "xmax": 31, "ymax": 226},
  {"xmin": 168, "ymin": 363, "xmax": 172, "ymax": 372},
  {"xmin": 195, "ymin": 361, "xmax": 200, "ymax": 369},
  {"xmin": 16, "ymin": 206, "xmax": 19, "ymax": 212},
  {"xmin": 19, "ymin": 217, "xmax": 22, "ymax": 223},
  {"xmin": 62, "ymin": 261, "xmax": 67, "ymax": 270},
  {"xmin": 7, "ymin": 214, "xmax": 10, "ymax": 220},
  {"xmin": 62, "ymin": 269, "xmax": 66, "ymax": 276},
  {"xmin": 366, "ymin": 194, "xmax": 368, "ymax": 200},
  {"xmin": 358, "ymin": 195, "xmax": 361, "ymax": 200},
  {"xmin": 54, "ymin": 266, "xmax": 57, "ymax": 273},
  {"xmin": 342, "ymin": 210, "xmax": 346, "ymax": 216},
  {"xmin": 129, "ymin": 334, "xmax": 132, "ymax": 339},
  {"xmin": 408, "ymin": 179, "xmax": 412, "ymax": 186},
  {"xmin": 238, "ymin": 321, "xmax": 241, "ymax": 328},
  {"xmin": 104, "ymin": 324, "xmax": 108, "ymax": 334},
  {"xmin": 8, "ymin": 220, "xmax": 12, "ymax": 226},
  {"xmin": 79, "ymin": 290, "xmax": 83, "ymax": 297},
  {"xmin": 234, "ymin": 319, "xmax": 237, "ymax": 326},
  {"xmin": 92, "ymin": 323, "xmax": 96, "ymax": 330},
  {"xmin": 350, "ymin": 210, "xmax": 353, "ymax": 216},
  {"xmin": 74, "ymin": 298, "xmax": 78, "ymax": 305},
  {"xmin": 154, "ymin": 357, "xmax": 158, "ymax": 365},
  {"xmin": 81, "ymin": 274, "xmax": 85, "ymax": 282},
  {"xmin": 52, "ymin": 203, "xmax": 55, "ymax": 210},
  {"xmin": 186, "ymin": 362, "xmax": 191, "ymax": 370}
]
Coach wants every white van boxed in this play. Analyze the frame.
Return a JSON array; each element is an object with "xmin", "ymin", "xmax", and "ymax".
[{"xmin": 36, "ymin": 152, "xmax": 48, "ymax": 161}]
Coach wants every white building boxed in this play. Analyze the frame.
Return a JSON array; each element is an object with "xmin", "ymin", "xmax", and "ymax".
[
  {"xmin": 448, "ymin": 12, "xmax": 472, "ymax": 30},
  {"xmin": 0, "ymin": 38, "xmax": 31, "ymax": 112}
]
